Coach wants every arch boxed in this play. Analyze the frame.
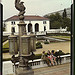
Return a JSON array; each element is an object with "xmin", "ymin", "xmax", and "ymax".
[
  {"xmin": 12, "ymin": 27, "xmax": 15, "ymax": 32},
  {"xmin": 28, "ymin": 23, "xmax": 32, "ymax": 32},
  {"xmin": 35, "ymin": 23, "xmax": 39, "ymax": 32}
]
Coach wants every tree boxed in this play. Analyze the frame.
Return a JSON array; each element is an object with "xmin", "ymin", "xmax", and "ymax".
[
  {"xmin": 62, "ymin": 18, "xmax": 71, "ymax": 31},
  {"xmin": 55, "ymin": 13, "xmax": 63, "ymax": 22},
  {"xmin": 48, "ymin": 13, "xmax": 63, "ymax": 29},
  {"xmin": 62, "ymin": 9, "xmax": 67, "ymax": 18},
  {"xmin": 44, "ymin": 12, "xmax": 71, "ymax": 31},
  {"xmin": 51, "ymin": 21, "xmax": 61, "ymax": 29}
]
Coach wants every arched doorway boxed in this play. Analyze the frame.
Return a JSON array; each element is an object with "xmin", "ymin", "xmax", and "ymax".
[
  {"xmin": 35, "ymin": 23, "xmax": 39, "ymax": 32},
  {"xmin": 28, "ymin": 23, "xmax": 32, "ymax": 32},
  {"xmin": 44, "ymin": 26, "xmax": 46, "ymax": 31}
]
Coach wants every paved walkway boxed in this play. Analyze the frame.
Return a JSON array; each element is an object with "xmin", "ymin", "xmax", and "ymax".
[
  {"xmin": 34, "ymin": 63, "xmax": 70, "ymax": 75},
  {"xmin": 6, "ymin": 63, "xmax": 70, "ymax": 75}
]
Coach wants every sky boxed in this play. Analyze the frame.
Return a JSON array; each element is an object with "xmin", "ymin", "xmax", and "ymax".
[{"xmin": 1, "ymin": 0, "xmax": 72, "ymax": 20}]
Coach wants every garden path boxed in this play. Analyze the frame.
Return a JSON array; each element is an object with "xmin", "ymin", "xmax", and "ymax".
[{"xmin": 3, "ymin": 41, "xmax": 70, "ymax": 59}]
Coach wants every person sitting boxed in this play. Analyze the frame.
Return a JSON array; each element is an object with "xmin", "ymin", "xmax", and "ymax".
[
  {"xmin": 41, "ymin": 51, "xmax": 50, "ymax": 67},
  {"xmin": 51, "ymin": 50, "xmax": 57, "ymax": 65},
  {"xmin": 47, "ymin": 50, "xmax": 50, "ymax": 56},
  {"xmin": 55, "ymin": 50, "xmax": 62, "ymax": 65},
  {"xmin": 47, "ymin": 50, "xmax": 54, "ymax": 66}
]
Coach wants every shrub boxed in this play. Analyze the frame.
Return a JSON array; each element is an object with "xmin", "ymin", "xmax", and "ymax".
[
  {"xmin": 3, "ymin": 58, "xmax": 11, "ymax": 61},
  {"xmin": 34, "ymin": 54, "xmax": 42, "ymax": 59},
  {"xmin": 3, "ymin": 48, "xmax": 9, "ymax": 53},
  {"xmin": 46, "ymin": 33, "xmax": 71, "ymax": 36},
  {"xmin": 44, "ymin": 41, "xmax": 49, "ymax": 44},
  {"xmin": 3, "ymin": 54, "xmax": 42, "ymax": 61},
  {"xmin": 36, "ymin": 42, "xmax": 42, "ymax": 49}
]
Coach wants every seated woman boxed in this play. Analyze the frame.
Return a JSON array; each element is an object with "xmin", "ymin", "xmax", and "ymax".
[
  {"xmin": 51, "ymin": 50, "xmax": 57, "ymax": 65},
  {"xmin": 47, "ymin": 50, "xmax": 54, "ymax": 66},
  {"xmin": 47, "ymin": 50, "xmax": 50, "ymax": 56},
  {"xmin": 41, "ymin": 51, "xmax": 50, "ymax": 66}
]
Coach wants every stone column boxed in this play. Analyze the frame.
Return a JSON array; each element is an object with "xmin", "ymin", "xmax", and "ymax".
[
  {"xmin": 15, "ymin": 21, "xmax": 34, "ymax": 75},
  {"xmin": 15, "ymin": 0, "xmax": 34, "ymax": 75}
]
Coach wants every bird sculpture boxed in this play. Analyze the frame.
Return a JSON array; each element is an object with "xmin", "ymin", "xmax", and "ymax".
[{"xmin": 15, "ymin": 0, "xmax": 26, "ymax": 16}]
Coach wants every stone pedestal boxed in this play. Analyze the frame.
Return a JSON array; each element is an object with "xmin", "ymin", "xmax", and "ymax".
[{"xmin": 15, "ymin": 68, "xmax": 34, "ymax": 75}]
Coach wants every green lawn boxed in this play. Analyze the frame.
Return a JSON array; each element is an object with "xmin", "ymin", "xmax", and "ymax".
[
  {"xmin": 3, "ymin": 42, "xmax": 9, "ymax": 48},
  {"xmin": 50, "ymin": 36, "xmax": 71, "ymax": 40},
  {"xmin": 3, "ymin": 42, "xmax": 9, "ymax": 53}
]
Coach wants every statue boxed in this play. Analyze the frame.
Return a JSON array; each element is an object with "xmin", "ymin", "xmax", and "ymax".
[{"xmin": 15, "ymin": 0, "xmax": 26, "ymax": 20}]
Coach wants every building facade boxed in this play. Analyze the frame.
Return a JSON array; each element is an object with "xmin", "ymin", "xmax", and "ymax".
[
  {"xmin": 3, "ymin": 15, "xmax": 69, "ymax": 36},
  {"xmin": 4, "ymin": 15, "xmax": 50, "ymax": 35}
]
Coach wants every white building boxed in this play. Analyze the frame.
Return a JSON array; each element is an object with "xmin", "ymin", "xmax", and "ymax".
[
  {"xmin": 4, "ymin": 15, "xmax": 50, "ymax": 35},
  {"xmin": 3, "ymin": 15, "xmax": 68, "ymax": 36}
]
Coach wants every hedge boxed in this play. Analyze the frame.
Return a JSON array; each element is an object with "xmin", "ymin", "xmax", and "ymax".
[
  {"xmin": 3, "ymin": 48, "xmax": 9, "ymax": 53},
  {"xmin": 3, "ymin": 54, "xmax": 42, "ymax": 61},
  {"xmin": 3, "ymin": 58, "xmax": 11, "ymax": 61},
  {"xmin": 36, "ymin": 42, "xmax": 43, "ymax": 49},
  {"xmin": 44, "ymin": 41, "xmax": 49, "ymax": 44},
  {"xmin": 46, "ymin": 33, "xmax": 71, "ymax": 36}
]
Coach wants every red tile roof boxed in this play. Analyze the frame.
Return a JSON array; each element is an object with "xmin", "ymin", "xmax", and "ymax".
[{"xmin": 5, "ymin": 15, "xmax": 49, "ymax": 21}]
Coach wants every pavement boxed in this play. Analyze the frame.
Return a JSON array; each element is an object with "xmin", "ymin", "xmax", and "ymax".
[
  {"xmin": 5, "ymin": 63, "xmax": 70, "ymax": 75},
  {"xmin": 34, "ymin": 63, "xmax": 70, "ymax": 75}
]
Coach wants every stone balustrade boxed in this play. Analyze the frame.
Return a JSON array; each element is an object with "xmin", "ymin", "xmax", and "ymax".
[
  {"xmin": 15, "ymin": 54, "xmax": 70, "ymax": 69},
  {"xmin": 3, "ymin": 54, "xmax": 70, "ymax": 75}
]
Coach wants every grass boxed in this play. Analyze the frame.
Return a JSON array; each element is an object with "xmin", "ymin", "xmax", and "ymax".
[
  {"xmin": 3, "ymin": 42, "xmax": 9, "ymax": 48},
  {"xmin": 3, "ymin": 42, "xmax": 9, "ymax": 53},
  {"xmin": 50, "ymin": 36, "xmax": 71, "ymax": 40}
]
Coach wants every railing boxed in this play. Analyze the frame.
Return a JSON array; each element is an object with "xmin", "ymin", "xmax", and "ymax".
[
  {"xmin": 15, "ymin": 54, "xmax": 70, "ymax": 69},
  {"xmin": 3, "ymin": 32, "xmax": 19, "ymax": 36},
  {"xmin": 27, "ymin": 31, "xmax": 46, "ymax": 35},
  {"xmin": 47, "ymin": 31, "xmax": 71, "ymax": 34},
  {"xmin": 3, "ymin": 54, "xmax": 70, "ymax": 75},
  {"xmin": 3, "ymin": 31, "xmax": 71, "ymax": 36},
  {"xmin": 29, "ymin": 54, "xmax": 70, "ymax": 69}
]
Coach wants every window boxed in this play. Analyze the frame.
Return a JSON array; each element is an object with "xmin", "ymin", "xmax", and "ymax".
[
  {"xmin": 35, "ymin": 23, "xmax": 39, "ymax": 32},
  {"xmin": 11, "ymin": 21, "xmax": 16, "ymax": 25},
  {"xmin": 11, "ymin": 21, "xmax": 13, "ymax": 25},
  {"xmin": 43, "ymin": 21, "xmax": 46, "ymax": 24}
]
